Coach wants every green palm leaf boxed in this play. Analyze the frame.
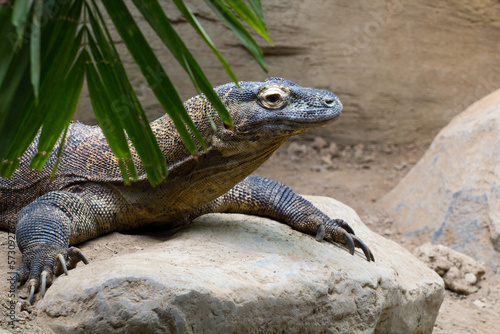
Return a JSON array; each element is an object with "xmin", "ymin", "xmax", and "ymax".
[
  {"xmin": 204, "ymin": 0, "xmax": 267, "ymax": 71},
  {"xmin": 0, "ymin": 0, "xmax": 83, "ymax": 175},
  {"xmin": 132, "ymin": 0, "xmax": 233, "ymax": 127},
  {"xmin": 172, "ymin": 0, "xmax": 239, "ymax": 86},
  {"xmin": 224, "ymin": 0, "xmax": 271, "ymax": 44},
  {"xmin": 0, "ymin": 0, "xmax": 271, "ymax": 186}
]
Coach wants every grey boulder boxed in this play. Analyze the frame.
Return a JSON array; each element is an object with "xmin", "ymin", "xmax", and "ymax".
[
  {"xmin": 38, "ymin": 196, "xmax": 444, "ymax": 334},
  {"xmin": 382, "ymin": 89, "xmax": 500, "ymax": 271}
]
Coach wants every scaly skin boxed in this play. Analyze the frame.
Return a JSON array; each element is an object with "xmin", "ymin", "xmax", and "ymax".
[{"xmin": 0, "ymin": 78, "xmax": 374, "ymax": 304}]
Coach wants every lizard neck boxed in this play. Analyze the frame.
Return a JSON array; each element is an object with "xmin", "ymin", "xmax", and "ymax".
[{"xmin": 124, "ymin": 96, "xmax": 289, "ymax": 220}]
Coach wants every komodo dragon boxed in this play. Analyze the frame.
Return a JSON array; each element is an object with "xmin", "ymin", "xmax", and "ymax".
[{"xmin": 0, "ymin": 77, "xmax": 374, "ymax": 304}]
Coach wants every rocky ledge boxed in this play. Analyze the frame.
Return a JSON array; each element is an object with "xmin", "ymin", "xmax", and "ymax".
[{"xmin": 37, "ymin": 196, "xmax": 444, "ymax": 334}]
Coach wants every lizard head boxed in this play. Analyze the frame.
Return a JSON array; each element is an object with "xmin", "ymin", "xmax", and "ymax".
[
  {"xmin": 213, "ymin": 77, "xmax": 342, "ymax": 138},
  {"xmin": 159, "ymin": 78, "xmax": 342, "ymax": 203}
]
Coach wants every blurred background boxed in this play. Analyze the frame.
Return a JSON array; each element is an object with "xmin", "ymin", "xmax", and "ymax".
[{"xmin": 77, "ymin": 0, "xmax": 500, "ymax": 145}]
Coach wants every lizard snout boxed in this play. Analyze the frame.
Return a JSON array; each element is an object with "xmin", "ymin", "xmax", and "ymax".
[{"xmin": 323, "ymin": 96, "xmax": 342, "ymax": 109}]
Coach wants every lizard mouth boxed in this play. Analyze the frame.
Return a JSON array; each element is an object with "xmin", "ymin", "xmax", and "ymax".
[{"xmin": 237, "ymin": 108, "xmax": 341, "ymax": 134}]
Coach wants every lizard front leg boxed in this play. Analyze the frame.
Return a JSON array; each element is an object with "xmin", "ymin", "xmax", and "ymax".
[
  {"xmin": 15, "ymin": 183, "xmax": 131, "ymax": 303},
  {"xmin": 194, "ymin": 176, "xmax": 374, "ymax": 261}
]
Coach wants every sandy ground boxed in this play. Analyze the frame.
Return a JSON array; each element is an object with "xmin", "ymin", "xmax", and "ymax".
[{"xmin": 1, "ymin": 139, "xmax": 499, "ymax": 333}]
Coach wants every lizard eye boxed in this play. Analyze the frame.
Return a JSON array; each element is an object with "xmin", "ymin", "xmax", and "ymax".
[
  {"xmin": 266, "ymin": 94, "xmax": 281, "ymax": 103},
  {"xmin": 259, "ymin": 87, "xmax": 289, "ymax": 109}
]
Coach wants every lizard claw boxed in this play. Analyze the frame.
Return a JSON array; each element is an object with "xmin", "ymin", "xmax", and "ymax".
[
  {"xmin": 28, "ymin": 280, "xmax": 36, "ymax": 305},
  {"xmin": 57, "ymin": 254, "xmax": 69, "ymax": 275},
  {"xmin": 16, "ymin": 245, "xmax": 89, "ymax": 304},
  {"xmin": 67, "ymin": 246, "xmax": 89, "ymax": 267},
  {"xmin": 339, "ymin": 228, "xmax": 355, "ymax": 255},
  {"xmin": 41, "ymin": 272, "xmax": 47, "ymax": 297},
  {"xmin": 315, "ymin": 219, "xmax": 374, "ymax": 262},
  {"xmin": 315, "ymin": 224, "xmax": 326, "ymax": 241},
  {"xmin": 40, "ymin": 269, "xmax": 57, "ymax": 298},
  {"xmin": 352, "ymin": 235, "xmax": 375, "ymax": 262}
]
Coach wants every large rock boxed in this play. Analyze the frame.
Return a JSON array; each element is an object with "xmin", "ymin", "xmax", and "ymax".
[
  {"xmin": 382, "ymin": 89, "xmax": 500, "ymax": 272},
  {"xmin": 78, "ymin": 1, "xmax": 500, "ymax": 145},
  {"xmin": 37, "ymin": 196, "xmax": 444, "ymax": 334}
]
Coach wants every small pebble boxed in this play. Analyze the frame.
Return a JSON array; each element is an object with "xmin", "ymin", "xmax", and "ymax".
[
  {"xmin": 473, "ymin": 299, "xmax": 485, "ymax": 308},
  {"xmin": 472, "ymin": 299, "xmax": 491, "ymax": 309},
  {"xmin": 464, "ymin": 273, "xmax": 477, "ymax": 285},
  {"xmin": 328, "ymin": 142, "xmax": 340, "ymax": 157},
  {"xmin": 312, "ymin": 136, "xmax": 328, "ymax": 150}
]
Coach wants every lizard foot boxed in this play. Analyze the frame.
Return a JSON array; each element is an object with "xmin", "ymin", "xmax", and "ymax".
[
  {"xmin": 15, "ymin": 245, "xmax": 89, "ymax": 304},
  {"xmin": 315, "ymin": 219, "xmax": 375, "ymax": 262}
]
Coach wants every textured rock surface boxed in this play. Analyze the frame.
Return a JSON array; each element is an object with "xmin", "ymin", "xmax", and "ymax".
[
  {"xmin": 382, "ymin": 89, "xmax": 500, "ymax": 272},
  {"xmin": 38, "ymin": 196, "xmax": 444, "ymax": 334},
  {"xmin": 77, "ymin": 0, "xmax": 500, "ymax": 145},
  {"xmin": 414, "ymin": 244, "xmax": 486, "ymax": 294}
]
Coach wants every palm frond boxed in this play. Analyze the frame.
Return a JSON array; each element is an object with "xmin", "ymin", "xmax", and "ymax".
[{"xmin": 0, "ymin": 0, "xmax": 271, "ymax": 186}]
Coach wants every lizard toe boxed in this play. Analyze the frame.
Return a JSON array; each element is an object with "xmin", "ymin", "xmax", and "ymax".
[
  {"xmin": 17, "ymin": 245, "xmax": 90, "ymax": 303},
  {"xmin": 351, "ymin": 234, "xmax": 375, "ymax": 262},
  {"xmin": 28, "ymin": 279, "xmax": 37, "ymax": 305},
  {"xmin": 315, "ymin": 223, "xmax": 326, "ymax": 241},
  {"xmin": 320, "ymin": 219, "xmax": 374, "ymax": 262},
  {"xmin": 337, "ymin": 227, "xmax": 355, "ymax": 255},
  {"xmin": 15, "ymin": 264, "xmax": 30, "ymax": 286},
  {"xmin": 23, "ymin": 247, "xmax": 59, "ymax": 304},
  {"xmin": 40, "ymin": 269, "xmax": 56, "ymax": 298},
  {"xmin": 332, "ymin": 218, "xmax": 355, "ymax": 235},
  {"xmin": 65, "ymin": 246, "xmax": 89, "ymax": 270},
  {"xmin": 16, "ymin": 245, "xmax": 88, "ymax": 304}
]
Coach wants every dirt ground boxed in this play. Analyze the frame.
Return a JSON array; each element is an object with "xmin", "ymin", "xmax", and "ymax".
[{"xmin": 1, "ymin": 139, "xmax": 500, "ymax": 333}]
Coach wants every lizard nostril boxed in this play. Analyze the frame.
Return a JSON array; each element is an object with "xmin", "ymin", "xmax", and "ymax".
[{"xmin": 324, "ymin": 99, "xmax": 335, "ymax": 107}]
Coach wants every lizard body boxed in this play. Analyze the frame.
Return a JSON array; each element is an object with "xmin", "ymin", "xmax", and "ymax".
[{"xmin": 0, "ymin": 78, "xmax": 373, "ymax": 303}]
